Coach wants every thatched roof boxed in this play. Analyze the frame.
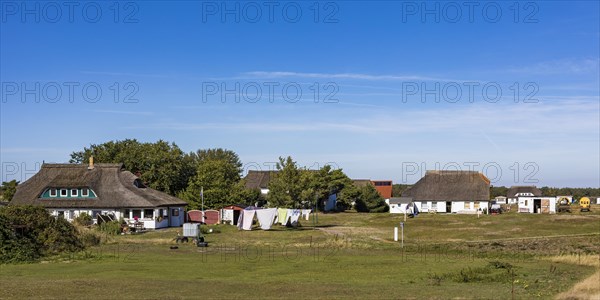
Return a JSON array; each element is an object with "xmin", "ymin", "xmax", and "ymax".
[
  {"xmin": 506, "ymin": 186, "xmax": 542, "ymax": 197},
  {"xmin": 352, "ymin": 179, "xmax": 372, "ymax": 187},
  {"xmin": 10, "ymin": 163, "xmax": 187, "ymax": 209},
  {"xmin": 244, "ymin": 170, "xmax": 277, "ymax": 189},
  {"xmin": 388, "ymin": 197, "xmax": 412, "ymax": 205},
  {"xmin": 402, "ymin": 170, "xmax": 490, "ymax": 201}
]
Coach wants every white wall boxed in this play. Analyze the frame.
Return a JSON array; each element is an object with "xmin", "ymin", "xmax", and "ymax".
[
  {"xmin": 51, "ymin": 208, "xmax": 122, "ymax": 223},
  {"xmin": 518, "ymin": 197, "xmax": 557, "ymax": 213},
  {"xmin": 222, "ymin": 209, "xmax": 234, "ymax": 222},
  {"xmin": 388, "ymin": 201, "xmax": 488, "ymax": 214},
  {"xmin": 50, "ymin": 207, "xmax": 184, "ymax": 228}
]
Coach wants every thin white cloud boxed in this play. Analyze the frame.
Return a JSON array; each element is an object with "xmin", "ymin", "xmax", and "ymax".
[
  {"xmin": 507, "ymin": 58, "xmax": 600, "ymax": 75},
  {"xmin": 80, "ymin": 71, "xmax": 171, "ymax": 79},
  {"xmin": 129, "ymin": 99, "xmax": 600, "ymax": 136},
  {"xmin": 91, "ymin": 109, "xmax": 153, "ymax": 116},
  {"xmin": 243, "ymin": 71, "xmax": 472, "ymax": 83}
]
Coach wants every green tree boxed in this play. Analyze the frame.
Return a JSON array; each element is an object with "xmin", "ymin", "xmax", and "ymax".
[
  {"xmin": 267, "ymin": 156, "xmax": 302, "ymax": 207},
  {"xmin": 179, "ymin": 149, "xmax": 243, "ymax": 209},
  {"xmin": 193, "ymin": 148, "xmax": 243, "ymax": 174},
  {"xmin": 70, "ymin": 139, "xmax": 193, "ymax": 195},
  {"xmin": 0, "ymin": 180, "xmax": 19, "ymax": 202},
  {"xmin": 337, "ymin": 183, "xmax": 360, "ymax": 211},
  {"xmin": 490, "ymin": 186, "xmax": 508, "ymax": 198},
  {"xmin": 229, "ymin": 180, "xmax": 264, "ymax": 206},
  {"xmin": 311, "ymin": 166, "xmax": 355, "ymax": 211},
  {"xmin": 354, "ymin": 184, "xmax": 388, "ymax": 213}
]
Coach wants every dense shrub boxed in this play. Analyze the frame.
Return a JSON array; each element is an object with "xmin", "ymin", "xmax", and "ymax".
[
  {"xmin": 354, "ymin": 184, "xmax": 389, "ymax": 213},
  {"xmin": 98, "ymin": 220, "xmax": 122, "ymax": 235},
  {"xmin": 73, "ymin": 212, "xmax": 93, "ymax": 226},
  {"xmin": 79, "ymin": 231, "xmax": 102, "ymax": 247},
  {"xmin": 0, "ymin": 205, "xmax": 83, "ymax": 263}
]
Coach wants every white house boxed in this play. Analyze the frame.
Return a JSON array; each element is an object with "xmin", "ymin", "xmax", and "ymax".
[
  {"xmin": 10, "ymin": 161, "xmax": 187, "ymax": 229},
  {"xmin": 517, "ymin": 196, "xmax": 558, "ymax": 214},
  {"xmin": 493, "ymin": 196, "xmax": 507, "ymax": 204},
  {"xmin": 506, "ymin": 186, "xmax": 542, "ymax": 204},
  {"xmin": 401, "ymin": 170, "xmax": 491, "ymax": 214},
  {"xmin": 387, "ymin": 197, "xmax": 413, "ymax": 214},
  {"xmin": 244, "ymin": 170, "xmax": 276, "ymax": 195}
]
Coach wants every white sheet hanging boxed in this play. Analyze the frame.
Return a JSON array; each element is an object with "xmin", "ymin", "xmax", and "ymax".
[
  {"xmin": 288, "ymin": 209, "xmax": 301, "ymax": 226},
  {"xmin": 255, "ymin": 208, "xmax": 278, "ymax": 230},
  {"xmin": 301, "ymin": 209, "xmax": 311, "ymax": 221},
  {"xmin": 240, "ymin": 209, "xmax": 255, "ymax": 230}
]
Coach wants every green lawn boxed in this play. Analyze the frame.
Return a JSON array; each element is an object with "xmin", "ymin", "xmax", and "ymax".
[{"xmin": 1, "ymin": 209, "xmax": 599, "ymax": 299}]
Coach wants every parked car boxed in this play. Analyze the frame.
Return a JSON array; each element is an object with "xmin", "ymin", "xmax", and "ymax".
[{"xmin": 490, "ymin": 204, "xmax": 502, "ymax": 214}]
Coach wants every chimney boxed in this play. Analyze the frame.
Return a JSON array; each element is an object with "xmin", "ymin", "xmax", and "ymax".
[{"xmin": 88, "ymin": 156, "xmax": 94, "ymax": 170}]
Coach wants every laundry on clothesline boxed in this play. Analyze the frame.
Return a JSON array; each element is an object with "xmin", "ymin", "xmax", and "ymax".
[
  {"xmin": 235, "ymin": 207, "xmax": 312, "ymax": 230},
  {"xmin": 256, "ymin": 208, "xmax": 278, "ymax": 230}
]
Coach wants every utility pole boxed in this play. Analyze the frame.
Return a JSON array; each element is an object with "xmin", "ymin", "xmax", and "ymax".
[{"xmin": 201, "ymin": 186, "xmax": 204, "ymax": 223}]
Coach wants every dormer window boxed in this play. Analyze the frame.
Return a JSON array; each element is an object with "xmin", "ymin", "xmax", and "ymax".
[
  {"xmin": 42, "ymin": 187, "xmax": 97, "ymax": 199},
  {"xmin": 133, "ymin": 178, "xmax": 146, "ymax": 188}
]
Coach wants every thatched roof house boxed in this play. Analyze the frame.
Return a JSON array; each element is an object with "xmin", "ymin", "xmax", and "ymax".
[
  {"xmin": 244, "ymin": 170, "xmax": 276, "ymax": 192},
  {"xmin": 506, "ymin": 186, "xmax": 542, "ymax": 198},
  {"xmin": 400, "ymin": 170, "xmax": 490, "ymax": 214},
  {"xmin": 10, "ymin": 162, "xmax": 187, "ymax": 228}
]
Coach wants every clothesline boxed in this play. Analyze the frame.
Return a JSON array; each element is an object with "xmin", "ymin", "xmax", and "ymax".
[{"xmin": 237, "ymin": 208, "xmax": 312, "ymax": 231}]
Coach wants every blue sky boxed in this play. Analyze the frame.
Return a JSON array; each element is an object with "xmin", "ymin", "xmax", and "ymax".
[{"xmin": 1, "ymin": 1, "xmax": 599, "ymax": 187}]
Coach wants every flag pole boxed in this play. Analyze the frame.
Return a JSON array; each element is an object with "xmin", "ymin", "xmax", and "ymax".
[{"xmin": 201, "ymin": 186, "xmax": 204, "ymax": 223}]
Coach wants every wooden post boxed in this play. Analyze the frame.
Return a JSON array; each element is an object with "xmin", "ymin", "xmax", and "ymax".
[{"xmin": 400, "ymin": 222, "xmax": 404, "ymax": 248}]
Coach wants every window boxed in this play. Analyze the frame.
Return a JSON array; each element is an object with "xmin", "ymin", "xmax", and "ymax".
[
  {"xmin": 81, "ymin": 188, "xmax": 89, "ymax": 197},
  {"xmin": 69, "ymin": 210, "xmax": 75, "ymax": 220},
  {"xmin": 374, "ymin": 181, "xmax": 392, "ymax": 186},
  {"xmin": 92, "ymin": 210, "xmax": 101, "ymax": 218},
  {"xmin": 60, "ymin": 189, "xmax": 68, "ymax": 197},
  {"xmin": 172, "ymin": 208, "xmax": 179, "ymax": 216},
  {"xmin": 159, "ymin": 209, "xmax": 164, "ymax": 217},
  {"xmin": 464, "ymin": 202, "xmax": 470, "ymax": 209},
  {"xmin": 70, "ymin": 189, "xmax": 78, "ymax": 197},
  {"xmin": 420, "ymin": 202, "xmax": 427, "ymax": 210},
  {"xmin": 57, "ymin": 211, "xmax": 65, "ymax": 218},
  {"xmin": 474, "ymin": 202, "xmax": 480, "ymax": 209},
  {"xmin": 144, "ymin": 209, "xmax": 154, "ymax": 219},
  {"xmin": 124, "ymin": 209, "xmax": 130, "ymax": 218},
  {"xmin": 431, "ymin": 202, "xmax": 438, "ymax": 210},
  {"xmin": 49, "ymin": 188, "xmax": 57, "ymax": 197},
  {"xmin": 132, "ymin": 210, "xmax": 142, "ymax": 219},
  {"xmin": 525, "ymin": 200, "xmax": 528, "ymax": 206}
]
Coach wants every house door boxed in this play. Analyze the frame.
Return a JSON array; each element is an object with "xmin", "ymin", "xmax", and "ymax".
[
  {"xmin": 233, "ymin": 210, "xmax": 240, "ymax": 225},
  {"xmin": 446, "ymin": 202, "xmax": 452, "ymax": 213},
  {"xmin": 533, "ymin": 199, "xmax": 541, "ymax": 213},
  {"xmin": 541, "ymin": 199, "xmax": 550, "ymax": 213}
]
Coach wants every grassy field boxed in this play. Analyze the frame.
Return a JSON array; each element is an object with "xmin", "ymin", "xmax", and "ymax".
[{"xmin": 1, "ymin": 206, "xmax": 599, "ymax": 299}]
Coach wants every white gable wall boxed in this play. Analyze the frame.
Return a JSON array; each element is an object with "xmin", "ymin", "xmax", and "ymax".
[
  {"xmin": 411, "ymin": 201, "xmax": 488, "ymax": 214},
  {"xmin": 518, "ymin": 197, "xmax": 557, "ymax": 213}
]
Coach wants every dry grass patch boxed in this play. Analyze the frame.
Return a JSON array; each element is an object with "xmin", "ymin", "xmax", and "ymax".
[{"xmin": 548, "ymin": 255, "xmax": 600, "ymax": 300}]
